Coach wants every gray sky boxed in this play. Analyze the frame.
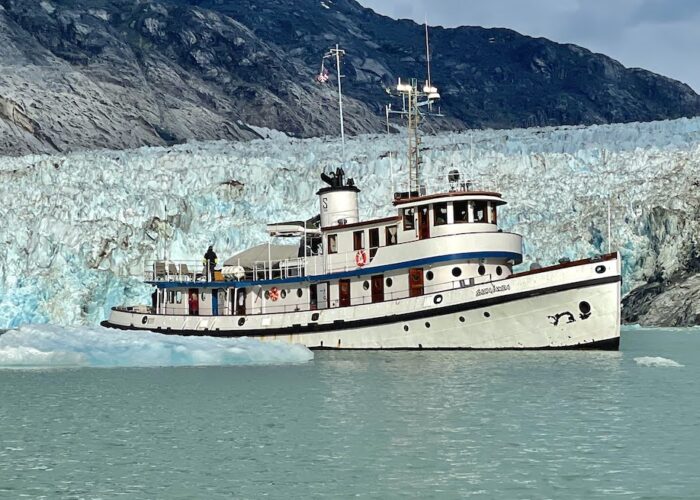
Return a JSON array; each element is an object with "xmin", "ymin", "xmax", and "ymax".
[{"xmin": 359, "ymin": 0, "xmax": 700, "ymax": 92}]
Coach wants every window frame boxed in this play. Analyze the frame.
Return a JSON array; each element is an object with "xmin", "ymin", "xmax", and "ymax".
[
  {"xmin": 369, "ymin": 227, "xmax": 380, "ymax": 249},
  {"xmin": 453, "ymin": 200, "xmax": 470, "ymax": 223},
  {"xmin": 385, "ymin": 225, "xmax": 398, "ymax": 246},
  {"xmin": 490, "ymin": 203, "xmax": 498, "ymax": 224},
  {"xmin": 473, "ymin": 201, "xmax": 488, "ymax": 223},
  {"xmin": 353, "ymin": 230, "xmax": 365, "ymax": 251},
  {"xmin": 327, "ymin": 234, "xmax": 338, "ymax": 254},
  {"xmin": 403, "ymin": 208, "xmax": 415, "ymax": 230},
  {"xmin": 433, "ymin": 202, "xmax": 448, "ymax": 226}
]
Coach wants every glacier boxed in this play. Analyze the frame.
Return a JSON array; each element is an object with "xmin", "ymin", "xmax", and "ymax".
[{"xmin": 0, "ymin": 117, "xmax": 699, "ymax": 328}]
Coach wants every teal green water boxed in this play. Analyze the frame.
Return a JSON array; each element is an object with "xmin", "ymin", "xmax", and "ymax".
[{"xmin": 1, "ymin": 327, "xmax": 699, "ymax": 499}]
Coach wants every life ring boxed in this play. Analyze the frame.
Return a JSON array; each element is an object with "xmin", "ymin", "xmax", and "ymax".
[
  {"xmin": 355, "ymin": 249, "xmax": 368, "ymax": 267},
  {"xmin": 269, "ymin": 287, "xmax": 280, "ymax": 301}
]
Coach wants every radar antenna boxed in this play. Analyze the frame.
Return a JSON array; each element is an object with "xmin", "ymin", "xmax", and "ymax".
[{"xmin": 385, "ymin": 23, "xmax": 442, "ymax": 195}]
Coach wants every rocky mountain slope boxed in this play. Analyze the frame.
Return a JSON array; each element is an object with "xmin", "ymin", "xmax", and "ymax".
[{"xmin": 1, "ymin": 0, "xmax": 699, "ymax": 156}]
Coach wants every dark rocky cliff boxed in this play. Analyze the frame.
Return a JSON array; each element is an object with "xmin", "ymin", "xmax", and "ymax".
[{"xmin": 1, "ymin": 0, "xmax": 699, "ymax": 155}]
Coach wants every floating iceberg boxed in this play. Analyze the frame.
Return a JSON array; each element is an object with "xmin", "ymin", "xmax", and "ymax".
[
  {"xmin": 0, "ymin": 324, "xmax": 313, "ymax": 368},
  {"xmin": 0, "ymin": 117, "xmax": 699, "ymax": 328},
  {"xmin": 634, "ymin": 356, "xmax": 684, "ymax": 368}
]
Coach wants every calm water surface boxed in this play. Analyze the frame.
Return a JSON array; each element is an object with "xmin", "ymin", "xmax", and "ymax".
[{"xmin": 1, "ymin": 327, "xmax": 699, "ymax": 499}]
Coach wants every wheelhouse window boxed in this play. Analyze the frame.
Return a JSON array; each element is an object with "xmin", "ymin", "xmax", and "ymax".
[
  {"xmin": 353, "ymin": 230, "xmax": 365, "ymax": 250},
  {"xmin": 328, "ymin": 234, "xmax": 338, "ymax": 254},
  {"xmin": 403, "ymin": 208, "xmax": 415, "ymax": 230},
  {"xmin": 434, "ymin": 202, "xmax": 448, "ymax": 226},
  {"xmin": 490, "ymin": 203, "xmax": 498, "ymax": 224},
  {"xmin": 454, "ymin": 200, "xmax": 469, "ymax": 223},
  {"xmin": 473, "ymin": 201, "xmax": 488, "ymax": 223},
  {"xmin": 386, "ymin": 225, "xmax": 398, "ymax": 245},
  {"xmin": 369, "ymin": 228, "xmax": 380, "ymax": 249}
]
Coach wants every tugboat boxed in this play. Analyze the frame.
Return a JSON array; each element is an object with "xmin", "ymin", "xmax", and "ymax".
[{"xmin": 102, "ymin": 47, "xmax": 622, "ymax": 350}]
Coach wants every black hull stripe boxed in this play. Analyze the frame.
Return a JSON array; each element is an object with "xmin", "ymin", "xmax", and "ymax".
[
  {"xmin": 102, "ymin": 275, "xmax": 621, "ymax": 339},
  {"xmin": 310, "ymin": 336, "xmax": 620, "ymax": 351}
]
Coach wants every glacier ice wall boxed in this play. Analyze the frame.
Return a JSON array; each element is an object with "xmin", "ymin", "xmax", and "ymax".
[{"xmin": 0, "ymin": 117, "xmax": 699, "ymax": 328}]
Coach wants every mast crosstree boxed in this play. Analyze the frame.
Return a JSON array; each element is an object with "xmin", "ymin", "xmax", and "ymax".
[{"xmin": 385, "ymin": 23, "xmax": 442, "ymax": 195}]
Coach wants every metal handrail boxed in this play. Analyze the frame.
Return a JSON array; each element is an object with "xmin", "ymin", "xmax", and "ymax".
[
  {"xmin": 147, "ymin": 272, "xmax": 500, "ymax": 317},
  {"xmin": 393, "ymin": 169, "xmax": 499, "ymax": 198}
]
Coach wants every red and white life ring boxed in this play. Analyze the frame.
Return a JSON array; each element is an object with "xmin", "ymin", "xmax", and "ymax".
[
  {"xmin": 269, "ymin": 287, "xmax": 280, "ymax": 301},
  {"xmin": 355, "ymin": 249, "xmax": 368, "ymax": 267}
]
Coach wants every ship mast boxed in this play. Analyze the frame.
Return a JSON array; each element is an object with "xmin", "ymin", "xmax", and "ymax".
[
  {"xmin": 386, "ymin": 23, "xmax": 441, "ymax": 195},
  {"xmin": 318, "ymin": 45, "xmax": 347, "ymax": 165}
]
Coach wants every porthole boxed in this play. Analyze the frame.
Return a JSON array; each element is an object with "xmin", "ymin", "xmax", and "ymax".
[
  {"xmin": 579, "ymin": 301, "xmax": 591, "ymax": 315},
  {"xmin": 281, "ymin": 290, "xmax": 287, "ymax": 299},
  {"xmin": 403, "ymin": 325, "xmax": 409, "ymax": 332},
  {"xmin": 141, "ymin": 315, "xmax": 148, "ymax": 325},
  {"xmin": 426, "ymin": 271, "xmax": 434, "ymax": 281},
  {"xmin": 264, "ymin": 290, "xmax": 270, "ymax": 300},
  {"xmin": 363, "ymin": 281, "xmax": 370, "ymax": 290},
  {"xmin": 496, "ymin": 266, "xmax": 503, "ymax": 276},
  {"xmin": 595, "ymin": 265, "xmax": 606, "ymax": 274},
  {"xmin": 201, "ymin": 292, "xmax": 206, "ymax": 301},
  {"xmin": 484, "ymin": 311, "xmax": 490, "ymax": 318},
  {"xmin": 452, "ymin": 267, "xmax": 462, "ymax": 277},
  {"xmin": 386, "ymin": 278, "xmax": 393, "ymax": 288},
  {"xmin": 297, "ymin": 288, "xmax": 303, "ymax": 298},
  {"xmin": 238, "ymin": 318, "xmax": 246, "ymax": 326},
  {"xmin": 425, "ymin": 322, "xmax": 431, "ymax": 328},
  {"xmin": 459, "ymin": 316, "xmax": 466, "ymax": 323},
  {"xmin": 311, "ymin": 312, "xmax": 320, "ymax": 321},
  {"xmin": 433, "ymin": 294, "xmax": 443, "ymax": 305},
  {"xmin": 478, "ymin": 265, "xmax": 486, "ymax": 276}
]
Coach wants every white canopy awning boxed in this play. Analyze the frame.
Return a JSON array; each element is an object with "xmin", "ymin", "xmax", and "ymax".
[{"xmin": 223, "ymin": 244, "xmax": 300, "ymax": 268}]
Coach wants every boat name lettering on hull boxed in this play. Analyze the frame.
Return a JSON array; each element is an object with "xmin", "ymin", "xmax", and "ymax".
[{"xmin": 475, "ymin": 283, "xmax": 511, "ymax": 297}]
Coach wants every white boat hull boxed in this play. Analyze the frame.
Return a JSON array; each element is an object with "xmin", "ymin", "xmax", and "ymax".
[{"xmin": 103, "ymin": 256, "xmax": 622, "ymax": 350}]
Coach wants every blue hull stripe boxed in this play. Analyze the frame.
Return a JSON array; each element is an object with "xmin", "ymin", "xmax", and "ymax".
[
  {"xmin": 152, "ymin": 252, "xmax": 522, "ymax": 288},
  {"xmin": 151, "ymin": 251, "xmax": 522, "ymax": 289}
]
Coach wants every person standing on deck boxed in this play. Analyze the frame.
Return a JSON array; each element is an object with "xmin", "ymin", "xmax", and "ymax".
[{"xmin": 204, "ymin": 245, "xmax": 218, "ymax": 281}]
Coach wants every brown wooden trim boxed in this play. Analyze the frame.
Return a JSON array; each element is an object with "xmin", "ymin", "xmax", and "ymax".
[
  {"xmin": 393, "ymin": 191, "xmax": 503, "ymax": 206},
  {"xmin": 321, "ymin": 215, "xmax": 401, "ymax": 232},
  {"xmin": 510, "ymin": 253, "xmax": 617, "ymax": 279}
]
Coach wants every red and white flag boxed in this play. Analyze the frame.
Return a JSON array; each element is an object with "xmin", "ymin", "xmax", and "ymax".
[{"xmin": 316, "ymin": 67, "xmax": 329, "ymax": 83}]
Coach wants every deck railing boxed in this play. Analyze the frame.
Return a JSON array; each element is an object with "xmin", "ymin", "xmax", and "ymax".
[{"xmin": 393, "ymin": 169, "xmax": 499, "ymax": 198}]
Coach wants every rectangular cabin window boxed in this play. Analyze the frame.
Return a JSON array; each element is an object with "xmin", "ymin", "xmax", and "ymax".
[
  {"xmin": 453, "ymin": 200, "xmax": 470, "ymax": 223},
  {"xmin": 328, "ymin": 234, "xmax": 338, "ymax": 254},
  {"xmin": 403, "ymin": 208, "xmax": 415, "ymax": 230},
  {"xmin": 339, "ymin": 279, "xmax": 351, "ymax": 307},
  {"xmin": 369, "ymin": 228, "xmax": 380, "ymax": 249},
  {"xmin": 490, "ymin": 203, "xmax": 498, "ymax": 224},
  {"xmin": 386, "ymin": 225, "xmax": 398, "ymax": 245},
  {"xmin": 473, "ymin": 201, "xmax": 488, "ymax": 223},
  {"xmin": 353, "ymin": 230, "xmax": 365, "ymax": 250},
  {"xmin": 434, "ymin": 202, "xmax": 448, "ymax": 226}
]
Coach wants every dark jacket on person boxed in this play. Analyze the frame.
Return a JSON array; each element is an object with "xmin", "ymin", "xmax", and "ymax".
[{"xmin": 204, "ymin": 247, "xmax": 217, "ymax": 266}]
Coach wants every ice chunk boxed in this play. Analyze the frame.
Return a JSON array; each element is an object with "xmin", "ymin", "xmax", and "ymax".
[
  {"xmin": 0, "ymin": 324, "xmax": 314, "ymax": 368},
  {"xmin": 634, "ymin": 356, "xmax": 684, "ymax": 368}
]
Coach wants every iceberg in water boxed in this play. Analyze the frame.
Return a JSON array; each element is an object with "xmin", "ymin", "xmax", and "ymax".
[
  {"xmin": 0, "ymin": 117, "xmax": 699, "ymax": 328},
  {"xmin": 0, "ymin": 325, "xmax": 313, "ymax": 368},
  {"xmin": 634, "ymin": 356, "xmax": 684, "ymax": 368}
]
